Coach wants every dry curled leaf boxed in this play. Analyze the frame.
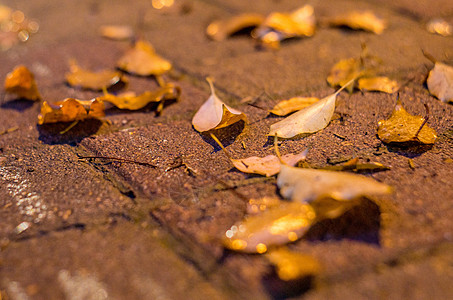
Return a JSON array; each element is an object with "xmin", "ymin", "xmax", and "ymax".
[
  {"xmin": 38, "ymin": 98, "xmax": 104, "ymax": 125},
  {"xmin": 266, "ymin": 248, "xmax": 320, "ymax": 281},
  {"xmin": 328, "ymin": 10, "xmax": 386, "ymax": 34},
  {"xmin": 98, "ymin": 84, "xmax": 180, "ymax": 110},
  {"xmin": 4, "ymin": 65, "xmax": 40, "ymax": 100},
  {"xmin": 377, "ymin": 101, "xmax": 437, "ymax": 144},
  {"xmin": 277, "ymin": 164, "xmax": 392, "ymax": 204},
  {"xmin": 223, "ymin": 202, "xmax": 316, "ymax": 253},
  {"xmin": 99, "ymin": 25, "xmax": 134, "ymax": 40},
  {"xmin": 206, "ymin": 13, "xmax": 265, "ymax": 41},
  {"xmin": 269, "ymin": 81, "xmax": 351, "ymax": 138},
  {"xmin": 231, "ymin": 150, "xmax": 307, "ymax": 177},
  {"xmin": 192, "ymin": 78, "xmax": 247, "ymax": 132},
  {"xmin": 270, "ymin": 97, "xmax": 319, "ymax": 116},
  {"xmin": 426, "ymin": 18, "xmax": 452, "ymax": 37},
  {"xmin": 117, "ymin": 40, "xmax": 172, "ymax": 76},
  {"xmin": 65, "ymin": 60, "xmax": 127, "ymax": 91},
  {"xmin": 323, "ymin": 158, "xmax": 390, "ymax": 172},
  {"xmin": 358, "ymin": 76, "xmax": 399, "ymax": 94},
  {"xmin": 253, "ymin": 5, "xmax": 315, "ymax": 49},
  {"xmin": 426, "ymin": 62, "xmax": 453, "ymax": 103}
]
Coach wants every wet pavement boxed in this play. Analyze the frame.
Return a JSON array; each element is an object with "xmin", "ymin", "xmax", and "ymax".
[{"xmin": 1, "ymin": 0, "xmax": 453, "ymax": 299}]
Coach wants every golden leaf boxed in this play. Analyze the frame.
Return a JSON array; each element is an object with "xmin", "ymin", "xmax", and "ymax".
[
  {"xmin": 192, "ymin": 78, "xmax": 247, "ymax": 132},
  {"xmin": 117, "ymin": 40, "xmax": 172, "ymax": 76},
  {"xmin": 98, "ymin": 84, "xmax": 180, "ymax": 110},
  {"xmin": 426, "ymin": 18, "xmax": 452, "ymax": 37},
  {"xmin": 277, "ymin": 164, "xmax": 392, "ymax": 203},
  {"xmin": 65, "ymin": 60, "xmax": 127, "ymax": 91},
  {"xmin": 327, "ymin": 58, "xmax": 362, "ymax": 93},
  {"xmin": 269, "ymin": 97, "xmax": 319, "ymax": 116},
  {"xmin": 231, "ymin": 150, "xmax": 307, "ymax": 177},
  {"xmin": 99, "ymin": 25, "xmax": 134, "ymax": 40},
  {"xmin": 426, "ymin": 62, "xmax": 453, "ymax": 103},
  {"xmin": 328, "ymin": 10, "xmax": 386, "ymax": 34},
  {"xmin": 254, "ymin": 5, "xmax": 315, "ymax": 48},
  {"xmin": 206, "ymin": 13, "xmax": 265, "ymax": 41},
  {"xmin": 4, "ymin": 65, "xmax": 40, "ymax": 100},
  {"xmin": 38, "ymin": 98, "xmax": 104, "ymax": 125},
  {"xmin": 358, "ymin": 76, "xmax": 399, "ymax": 94},
  {"xmin": 223, "ymin": 202, "xmax": 316, "ymax": 253},
  {"xmin": 266, "ymin": 248, "xmax": 320, "ymax": 281},
  {"xmin": 377, "ymin": 101, "xmax": 437, "ymax": 144}
]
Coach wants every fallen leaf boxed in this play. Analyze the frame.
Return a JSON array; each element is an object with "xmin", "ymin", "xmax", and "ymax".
[
  {"xmin": 231, "ymin": 150, "xmax": 307, "ymax": 177},
  {"xmin": 223, "ymin": 202, "xmax": 316, "ymax": 253},
  {"xmin": 269, "ymin": 81, "xmax": 351, "ymax": 138},
  {"xmin": 99, "ymin": 25, "xmax": 134, "ymax": 40},
  {"xmin": 38, "ymin": 98, "xmax": 104, "ymax": 124},
  {"xmin": 117, "ymin": 40, "xmax": 172, "ymax": 76},
  {"xmin": 98, "ymin": 84, "xmax": 180, "ymax": 110},
  {"xmin": 247, "ymin": 196, "xmax": 283, "ymax": 214},
  {"xmin": 206, "ymin": 13, "xmax": 265, "ymax": 41},
  {"xmin": 426, "ymin": 62, "xmax": 453, "ymax": 103},
  {"xmin": 358, "ymin": 76, "xmax": 399, "ymax": 94},
  {"xmin": 192, "ymin": 78, "xmax": 247, "ymax": 132},
  {"xmin": 327, "ymin": 58, "xmax": 363, "ymax": 93},
  {"xmin": 323, "ymin": 158, "xmax": 391, "ymax": 172},
  {"xmin": 269, "ymin": 97, "xmax": 319, "ymax": 116},
  {"xmin": 377, "ymin": 101, "xmax": 437, "ymax": 144},
  {"xmin": 328, "ymin": 10, "xmax": 386, "ymax": 34},
  {"xmin": 253, "ymin": 5, "xmax": 315, "ymax": 48},
  {"xmin": 310, "ymin": 197, "xmax": 361, "ymax": 220},
  {"xmin": 277, "ymin": 164, "xmax": 392, "ymax": 203},
  {"xmin": 426, "ymin": 18, "xmax": 452, "ymax": 37},
  {"xmin": 65, "ymin": 60, "xmax": 127, "ymax": 91},
  {"xmin": 4, "ymin": 65, "xmax": 40, "ymax": 100},
  {"xmin": 266, "ymin": 248, "xmax": 320, "ymax": 281}
]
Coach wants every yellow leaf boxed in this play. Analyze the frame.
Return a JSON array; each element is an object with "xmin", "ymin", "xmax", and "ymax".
[
  {"xmin": 358, "ymin": 76, "xmax": 399, "ymax": 94},
  {"xmin": 266, "ymin": 248, "xmax": 320, "ymax": 281},
  {"xmin": 38, "ymin": 98, "xmax": 104, "ymax": 125},
  {"xmin": 269, "ymin": 81, "xmax": 352, "ymax": 138},
  {"xmin": 426, "ymin": 62, "xmax": 453, "ymax": 103},
  {"xmin": 117, "ymin": 40, "xmax": 172, "ymax": 76},
  {"xmin": 192, "ymin": 78, "xmax": 247, "ymax": 132},
  {"xmin": 254, "ymin": 5, "xmax": 315, "ymax": 48},
  {"xmin": 99, "ymin": 25, "xmax": 134, "ymax": 40},
  {"xmin": 328, "ymin": 10, "xmax": 387, "ymax": 34},
  {"xmin": 269, "ymin": 97, "xmax": 319, "ymax": 116},
  {"xmin": 277, "ymin": 164, "xmax": 392, "ymax": 203},
  {"xmin": 231, "ymin": 150, "xmax": 307, "ymax": 177},
  {"xmin": 65, "ymin": 60, "xmax": 127, "ymax": 91},
  {"xmin": 4, "ymin": 65, "xmax": 40, "ymax": 100},
  {"xmin": 377, "ymin": 101, "xmax": 437, "ymax": 144},
  {"xmin": 206, "ymin": 13, "xmax": 265, "ymax": 41},
  {"xmin": 426, "ymin": 18, "xmax": 452, "ymax": 37},
  {"xmin": 327, "ymin": 58, "xmax": 365, "ymax": 92},
  {"xmin": 98, "ymin": 84, "xmax": 180, "ymax": 110},
  {"xmin": 223, "ymin": 202, "xmax": 316, "ymax": 253}
]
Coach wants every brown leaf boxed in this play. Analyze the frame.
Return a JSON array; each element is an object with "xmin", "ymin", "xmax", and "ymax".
[
  {"xmin": 377, "ymin": 101, "xmax": 437, "ymax": 144},
  {"xmin": 99, "ymin": 25, "xmax": 134, "ymax": 40},
  {"xmin": 38, "ymin": 98, "xmax": 104, "ymax": 124},
  {"xmin": 192, "ymin": 78, "xmax": 247, "ymax": 132},
  {"xmin": 266, "ymin": 248, "xmax": 321, "ymax": 281},
  {"xmin": 358, "ymin": 76, "xmax": 399, "ymax": 94},
  {"xmin": 328, "ymin": 10, "xmax": 386, "ymax": 34},
  {"xmin": 98, "ymin": 84, "xmax": 180, "ymax": 110},
  {"xmin": 231, "ymin": 150, "xmax": 307, "ymax": 177},
  {"xmin": 206, "ymin": 13, "xmax": 265, "ymax": 41},
  {"xmin": 269, "ymin": 97, "xmax": 319, "ymax": 116},
  {"xmin": 426, "ymin": 62, "xmax": 453, "ymax": 103},
  {"xmin": 223, "ymin": 202, "xmax": 316, "ymax": 253},
  {"xmin": 65, "ymin": 60, "xmax": 127, "ymax": 91},
  {"xmin": 117, "ymin": 40, "xmax": 172, "ymax": 76},
  {"xmin": 4, "ymin": 65, "xmax": 40, "ymax": 100}
]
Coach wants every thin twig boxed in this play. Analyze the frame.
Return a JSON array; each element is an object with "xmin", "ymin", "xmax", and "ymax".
[
  {"xmin": 414, "ymin": 104, "xmax": 430, "ymax": 138},
  {"xmin": 77, "ymin": 155, "xmax": 157, "ymax": 168}
]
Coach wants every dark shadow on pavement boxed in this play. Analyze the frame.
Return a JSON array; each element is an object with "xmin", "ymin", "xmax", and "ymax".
[
  {"xmin": 38, "ymin": 119, "xmax": 103, "ymax": 145},
  {"xmin": 262, "ymin": 272, "xmax": 314, "ymax": 300},
  {"xmin": 199, "ymin": 120, "xmax": 246, "ymax": 152},
  {"xmin": 1, "ymin": 98, "xmax": 36, "ymax": 112}
]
